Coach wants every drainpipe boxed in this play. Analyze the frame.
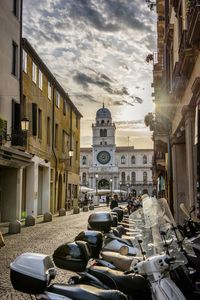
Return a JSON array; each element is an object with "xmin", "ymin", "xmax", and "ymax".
[{"xmin": 52, "ymin": 85, "xmax": 57, "ymax": 213}]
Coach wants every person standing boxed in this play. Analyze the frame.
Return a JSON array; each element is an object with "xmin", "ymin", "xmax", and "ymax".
[
  {"xmin": 106, "ymin": 195, "xmax": 110, "ymax": 207},
  {"xmin": 110, "ymin": 194, "xmax": 119, "ymax": 209}
]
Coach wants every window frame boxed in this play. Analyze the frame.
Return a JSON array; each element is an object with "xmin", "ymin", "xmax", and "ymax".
[
  {"xmin": 32, "ymin": 62, "xmax": 37, "ymax": 84},
  {"xmin": 38, "ymin": 69, "xmax": 43, "ymax": 90}
]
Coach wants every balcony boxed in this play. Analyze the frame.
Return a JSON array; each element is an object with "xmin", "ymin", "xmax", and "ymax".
[
  {"xmin": 179, "ymin": 31, "xmax": 194, "ymax": 78},
  {"xmin": 172, "ymin": 62, "xmax": 187, "ymax": 96},
  {"xmin": 187, "ymin": 0, "xmax": 200, "ymax": 46}
]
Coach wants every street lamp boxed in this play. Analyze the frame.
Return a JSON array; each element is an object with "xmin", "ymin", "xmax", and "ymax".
[
  {"xmin": 95, "ymin": 174, "xmax": 99, "ymax": 196},
  {"xmin": 110, "ymin": 178, "xmax": 113, "ymax": 197}
]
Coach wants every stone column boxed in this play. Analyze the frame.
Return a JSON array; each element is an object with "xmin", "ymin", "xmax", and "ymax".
[{"xmin": 183, "ymin": 107, "xmax": 195, "ymax": 210}]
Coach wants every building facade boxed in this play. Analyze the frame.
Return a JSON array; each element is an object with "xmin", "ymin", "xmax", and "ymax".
[
  {"xmin": 80, "ymin": 106, "xmax": 154, "ymax": 197},
  {"xmin": 149, "ymin": 0, "xmax": 200, "ymax": 223},
  {"xmin": 22, "ymin": 38, "xmax": 82, "ymax": 216},
  {"xmin": 0, "ymin": 0, "xmax": 32, "ymax": 222}
]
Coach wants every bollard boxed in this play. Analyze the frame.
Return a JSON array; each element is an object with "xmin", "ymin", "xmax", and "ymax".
[
  {"xmin": 25, "ymin": 215, "xmax": 36, "ymax": 227},
  {"xmin": 73, "ymin": 207, "xmax": 80, "ymax": 214},
  {"xmin": 83, "ymin": 206, "xmax": 89, "ymax": 212},
  {"xmin": 89, "ymin": 205, "xmax": 94, "ymax": 210},
  {"xmin": 59, "ymin": 208, "xmax": 66, "ymax": 216},
  {"xmin": 43, "ymin": 212, "xmax": 52, "ymax": 222},
  {"xmin": 9, "ymin": 220, "xmax": 22, "ymax": 234}
]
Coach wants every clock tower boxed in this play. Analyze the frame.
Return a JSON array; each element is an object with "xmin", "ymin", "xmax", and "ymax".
[{"xmin": 89, "ymin": 104, "xmax": 119, "ymax": 190}]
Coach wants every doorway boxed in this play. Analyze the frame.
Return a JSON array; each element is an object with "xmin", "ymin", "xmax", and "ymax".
[{"xmin": 38, "ymin": 166, "xmax": 43, "ymax": 214}]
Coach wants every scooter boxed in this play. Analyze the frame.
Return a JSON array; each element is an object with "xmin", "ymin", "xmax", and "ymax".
[
  {"xmin": 53, "ymin": 240, "xmax": 152, "ymax": 300},
  {"xmin": 128, "ymin": 196, "xmax": 200, "ymax": 300},
  {"xmin": 10, "ymin": 241, "xmax": 128, "ymax": 300},
  {"xmin": 87, "ymin": 211, "xmax": 139, "ymax": 256},
  {"xmin": 53, "ymin": 197, "xmax": 196, "ymax": 300}
]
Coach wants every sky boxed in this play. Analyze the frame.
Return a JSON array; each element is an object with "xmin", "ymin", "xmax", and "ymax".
[{"xmin": 23, "ymin": 0, "xmax": 156, "ymax": 149}]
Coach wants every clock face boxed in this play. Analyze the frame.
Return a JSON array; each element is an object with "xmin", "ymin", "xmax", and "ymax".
[{"xmin": 97, "ymin": 151, "xmax": 111, "ymax": 164}]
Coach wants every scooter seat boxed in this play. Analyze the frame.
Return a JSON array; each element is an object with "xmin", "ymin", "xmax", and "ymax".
[
  {"xmin": 47, "ymin": 283, "xmax": 127, "ymax": 300},
  {"xmin": 101, "ymin": 251, "xmax": 137, "ymax": 271},
  {"xmin": 88, "ymin": 266, "xmax": 151, "ymax": 297}
]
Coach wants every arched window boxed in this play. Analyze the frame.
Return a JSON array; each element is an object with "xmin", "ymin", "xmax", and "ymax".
[
  {"xmin": 101, "ymin": 120, "xmax": 104, "ymax": 124},
  {"xmin": 121, "ymin": 172, "xmax": 126, "ymax": 184},
  {"xmin": 121, "ymin": 155, "xmax": 126, "ymax": 164},
  {"xmin": 131, "ymin": 172, "xmax": 136, "ymax": 184},
  {"xmin": 143, "ymin": 155, "xmax": 147, "ymax": 164},
  {"xmin": 82, "ymin": 172, "xmax": 86, "ymax": 185},
  {"xmin": 82, "ymin": 156, "xmax": 87, "ymax": 165},
  {"xmin": 143, "ymin": 172, "xmax": 147, "ymax": 184},
  {"xmin": 100, "ymin": 129, "xmax": 107, "ymax": 137},
  {"xmin": 131, "ymin": 155, "xmax": 136, "ymax": 164}
]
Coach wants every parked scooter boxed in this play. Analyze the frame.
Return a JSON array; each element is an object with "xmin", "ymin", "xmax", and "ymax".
[
  {"xmin": 10, "ymin": 241, "xmax": 128, "ymax": 300},
  {"xmin": 87, "ymin": 211, "xmax": 139, "ymax": 256},
  {"xmin": 53, "ymin": 197, "xmax": 199, "ymax": 299},
  {"xmin": 128, "ymin": 196, "xmax": 200, "ymax": 300},
  {"xmin": 53, "ymin": 240, "xmax": 152, "ymax": 300}
]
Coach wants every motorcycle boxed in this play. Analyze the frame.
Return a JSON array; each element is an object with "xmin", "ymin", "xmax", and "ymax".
[{"xmin": 10, "ymin": 241, "xmax": 128, "ymax": 300}]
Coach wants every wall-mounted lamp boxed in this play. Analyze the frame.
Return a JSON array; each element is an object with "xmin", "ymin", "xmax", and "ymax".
[
  {"xmin": 59, "ymin": 149, "xmax": 74, "ymax": 163},
  {"xmin": 21, "ymin": 117, "xmax": 29, "ymax": 132}
]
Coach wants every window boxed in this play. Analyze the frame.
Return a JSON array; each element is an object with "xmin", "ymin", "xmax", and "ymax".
[
  {"xmin": 62, "ymin": 130, "xmax": 68, "ymax": 153},
  {"xmin": 82, "ymin": 156, "xmax": 87, "ymax": 165},
  {"xmin": 12, "ymin": 41, "xmax": 18, "ymax": 76},
  {"xmin": 100, "ymin": 129, "xmax": 107, "ymax": 137},
  {"xmin": 13, "ymin": 0, "xmax": 19, "ymax": 18},
  {"xmin": 131, "ymin": 172, "xmax": 136, "ymax": 184},
  {"xmin": 131, "ymin": 155, "xmax": 136, "ymax": 164},
  {"xmin": 47, "ymin": 117, "xmax": 51, "ymax": 145},
  {"xmin": 22, "ymin": 50, "xmax": 27, "ymax": 73},
  {"xmin": 32, "ymin": 103, "xmax": 37, "ymax": 136},
  {"xmin": 63, "ymin": 99, "xmax": 67, "ymax": 115},
  {"xmin": 38, "ymin": 69, "xmax": 43, "ymax": 90},
  {"xmin": 55, "ymin": 124, "xmax": 58, "ymax": 148},
  {"xmin": 121, "ymin": 155, "xmax": 126, "ymax": 164},
  {"xmin": 121, "ymin": 172, "xmax": 126, "ymax": 184},
  {"xmin": 143, "ymin": 155, "xmax": 147, "ymax": 164},
  {"xmin": 48, "ymin": 82, "xmax": 52, "ymax": 100},
  {"xmin": 143, "ymin": 172, "xmax": 147, "ymax": 184},
  {"xmin": 56, "ymin": 91, "xmax": 60, "ymax": 108},
  {"xmin": 32, "ymin": 62, "xmax": 37, "ymax": 83},
  {"xmin": 38, "ymin": 109, "xmax": 42, "ymax": 139}
]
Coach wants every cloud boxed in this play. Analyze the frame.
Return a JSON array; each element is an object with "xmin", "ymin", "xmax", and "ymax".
[{"xmin": 23, "ymin": 0, "xmax": 156, "ymax": 147}]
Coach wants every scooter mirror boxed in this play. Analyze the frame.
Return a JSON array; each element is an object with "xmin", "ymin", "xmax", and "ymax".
[{"xmin": 119, "ymin": 245, "xmax": 129, "ymax": 256}]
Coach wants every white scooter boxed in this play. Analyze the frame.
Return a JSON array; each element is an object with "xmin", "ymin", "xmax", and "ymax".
[{"xmin": 128, "ymin": 196, "xmax": 200, "ymax": 300}]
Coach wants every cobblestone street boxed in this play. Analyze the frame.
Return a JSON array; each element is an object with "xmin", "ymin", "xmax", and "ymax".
[{"xmin": 0, "ymin": 206, "xmax": 109, "ymax": 299}]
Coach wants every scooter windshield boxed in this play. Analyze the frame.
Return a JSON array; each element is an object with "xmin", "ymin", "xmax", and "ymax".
[{"xmin": 129, "ymin": 196, "xmax": 193, "ymax": 264}]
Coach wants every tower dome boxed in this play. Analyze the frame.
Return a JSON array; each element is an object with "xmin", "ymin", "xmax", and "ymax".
[{"xmin": 96, "ymin": 104, "xmax": 111, "ymax": 120}]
